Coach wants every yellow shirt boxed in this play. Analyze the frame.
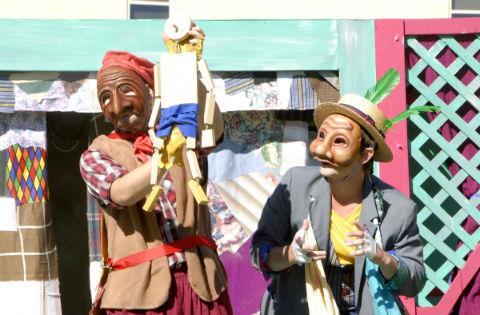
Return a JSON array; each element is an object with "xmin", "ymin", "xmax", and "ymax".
[{"xmin": 330, "ymin": 204, "xmax": 362, "ymax": 265}]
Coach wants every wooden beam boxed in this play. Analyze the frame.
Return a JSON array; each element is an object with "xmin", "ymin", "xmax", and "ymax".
[
  {"xmin": 374, "ymin": 19, "xmax": 411, "ymax": 197},
  {"xmin": 0, "ymin": 19, "xmax": 339, "ymax": 72},
  {"xmin": 405, "ymin": 18, "xmax": 480, "ymax": 35}
]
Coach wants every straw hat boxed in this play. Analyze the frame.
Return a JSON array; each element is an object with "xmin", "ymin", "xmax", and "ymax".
[{"xmin": 313, "ymin": 93, "xmax": 393, "ymax": 162}]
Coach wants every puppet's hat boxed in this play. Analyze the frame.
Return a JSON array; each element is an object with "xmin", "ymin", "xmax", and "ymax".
[{"xmin": 313, "ymin": 93, "xmax": 393, "ymax": 162}]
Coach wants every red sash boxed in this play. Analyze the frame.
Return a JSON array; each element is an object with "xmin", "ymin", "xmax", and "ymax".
[{"xmin": 106, "ymin": 235, "xmax": 217, "ymax": 271}]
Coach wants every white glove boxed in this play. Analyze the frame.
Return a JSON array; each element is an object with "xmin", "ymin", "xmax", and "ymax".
[
  {"xmin": 360, "ymin": 230, "xmax": 377, "ymax": 261},
  {"xmin": 292, "ymin": 228, "xmax": 312, "ymax": 264}
]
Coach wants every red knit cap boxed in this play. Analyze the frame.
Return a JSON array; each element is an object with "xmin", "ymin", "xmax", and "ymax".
[{"xmin": 98, "ymin": 51, "xmax": 155, "ymax": 89}]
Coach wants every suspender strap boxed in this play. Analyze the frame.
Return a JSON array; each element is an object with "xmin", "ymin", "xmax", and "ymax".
[{"xmin": 107, "ymin": 235, "xmax": 217, "ymax": 271}]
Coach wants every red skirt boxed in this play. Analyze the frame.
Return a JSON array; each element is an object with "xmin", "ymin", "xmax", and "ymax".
[{"xmin": 106, "ymin": 266, "xmax": 233, "ymax": 315}]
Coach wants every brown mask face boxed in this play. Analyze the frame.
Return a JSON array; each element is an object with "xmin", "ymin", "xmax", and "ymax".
[
  {"xmin": 97, "ymin": 66, "xmax": 152, "ymax": 133},
  {"xmin": 310, "ymin": 114, "xmax": 364, "ymax": 179}
]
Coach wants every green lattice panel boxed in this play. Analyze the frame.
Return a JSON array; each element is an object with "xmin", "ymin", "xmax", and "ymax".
[{"xmin": 406, "ymin": 34, "xmax": 480, "ymax": 307}]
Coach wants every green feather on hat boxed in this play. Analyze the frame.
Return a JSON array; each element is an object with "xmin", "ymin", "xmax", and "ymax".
[{"xmin": 364, "ymin": 68, "xmax": 441, "ymax": 132}]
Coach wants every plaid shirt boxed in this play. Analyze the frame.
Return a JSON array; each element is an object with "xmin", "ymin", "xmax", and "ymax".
[{"xmin": 80, "ymin": 148, "xmax": 186, "ymax": 267}]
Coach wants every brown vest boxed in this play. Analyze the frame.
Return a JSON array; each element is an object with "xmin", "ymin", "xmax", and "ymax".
[{"xmin": 89, "ymin": 135, "xmax": 228, "ymax": 310}]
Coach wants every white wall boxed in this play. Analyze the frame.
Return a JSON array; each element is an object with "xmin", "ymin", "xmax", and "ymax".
[
  {"xmin": 0, "ymin": 0, "xmax": 451, "ymax": 20},
  {"xmin": 0, "ymin": 0, "xmax": 127, "ymax": 19},
  {"xmin": 172, "ymin": 0, "xmax": 451, "ymax": 19}
]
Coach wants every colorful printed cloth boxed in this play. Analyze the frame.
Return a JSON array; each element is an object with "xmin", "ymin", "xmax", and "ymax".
[
  {"xmin": 223, "ymin": 111, "xmax": 283, "ymax": 152},
  {"xmin": 214, "ymin": 71, "xmax": 339, "ymax": 112},
  {"xmin": 207, "ymin": 181, "xmax": 248, "ymax": 255},
  {"xmin": 79, "ymin": 149, "xmax": 185, "ymax": 267},
  {"xmin": 6, "ymin": 145, "xmax": 48, "ymax": 206}
]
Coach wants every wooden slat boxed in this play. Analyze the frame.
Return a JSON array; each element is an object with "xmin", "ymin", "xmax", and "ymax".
[{"xmin": 0, "ymin": 19, "xmax": 339, "ymax": 71}]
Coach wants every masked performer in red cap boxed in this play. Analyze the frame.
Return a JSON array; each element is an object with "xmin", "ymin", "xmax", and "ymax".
[
  {"xmin": 250, "ymin": 93, "xmax": 425, "ymax": 315},
  {"xmin": 80, "ymin": 26, "xmax": 232, "ymax": 315}
]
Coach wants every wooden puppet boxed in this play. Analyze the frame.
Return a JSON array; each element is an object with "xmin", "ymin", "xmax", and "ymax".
[{"xmin": 143, "ymin": 13, "xmax": 217, "ymax": 211}]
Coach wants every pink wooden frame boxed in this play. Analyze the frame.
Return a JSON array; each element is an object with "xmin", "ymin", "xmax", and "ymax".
[{"xmin": 375, "ymin": 18, "xmax": 480, "ymax": 315}]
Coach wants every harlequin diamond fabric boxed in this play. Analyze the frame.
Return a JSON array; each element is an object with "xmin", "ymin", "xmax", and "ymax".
[{"xmin": 6, "ymin": 144, "xmax": 49, "ymax": 206}]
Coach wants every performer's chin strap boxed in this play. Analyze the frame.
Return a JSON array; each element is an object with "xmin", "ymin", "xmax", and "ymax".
[{"xmin": 334, "ymin": 163, "xmax": 363, "ymax": 183}]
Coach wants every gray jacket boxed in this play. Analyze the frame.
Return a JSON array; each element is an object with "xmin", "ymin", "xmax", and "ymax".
[{"xmin": 250, "ymin": 166, "xmax": 425, "ymax": 315}]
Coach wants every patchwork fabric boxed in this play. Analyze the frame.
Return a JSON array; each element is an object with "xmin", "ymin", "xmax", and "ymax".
[
  {"xmin": 223, "ymin": 72, "xmax": 254, "ymax": 96},
  {"xmin": 288, "ymin": 74, "xmax": 321, "ymax": 110},
  {"xmin": 0, "ymin": 202, "xmax": 58, "ymax": 281},
  {"xmin": 10, "ymin": 71, "xmax": 101, "ymax": 113},
  {"xmin": 6, "ymin": 144, "xmax": 48, "ymax": 206},
  {"xmin": 0, "ymin": 72, "xmax": 15, "ymax": 113},
  {"xmin": 207, "ymin": 180, "xmax": 248, "ymax": 255},
  {"xmin": 306, "ymin": 71, "xmax": 340, "ymax": 103},
  {"xmin": 0, "ymin": 111, "xmax": 47, "ymax": 151}
]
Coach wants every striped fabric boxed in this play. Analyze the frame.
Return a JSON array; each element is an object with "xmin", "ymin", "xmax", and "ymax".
[
  {"xmin": 0, "ymin": 72, "xmax": 15, "ymax": 113},
  {"xmin": 0, "ymin": 202, "xmax": 58, "ymax": 281},
  {"xmin": 288, "ymin": 74, "xmax": 321, "ymax": 110},
  {"xmin": 86, "ymin": 194, "xmax": 102, "ymax": 261},
  {"xmin": 223, "ymin": 72, "xmax": 254, "ymax": 96},
  {"xmin": 214, "ymin": 171, "xmax": 276, "ymax": 234}
]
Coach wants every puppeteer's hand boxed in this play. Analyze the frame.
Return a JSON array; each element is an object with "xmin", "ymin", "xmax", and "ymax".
[
  {"xmin": 291, "ymin": 219, "xmax": 326, "ymax": 264},
  {"xmin": 158, "ymin": 126, "xmax": 185, "ymax": 169},
  {"xmin": 161, "ymin": 22, "xmax": 205, "ymax": 58},
  {"xmin": 345, "ymin": 221, "xmax": 378, "ymax": 261}
]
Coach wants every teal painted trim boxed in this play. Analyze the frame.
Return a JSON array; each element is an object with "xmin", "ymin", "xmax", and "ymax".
[
  {"xmin": 338, "ymin": 20, "xmax": 376, "ymax": 97},
  {"xmin": 0, "ymin": 19, "xmax": 338, "ymax": 72},
  {"xmin": 337, "ymin": 20, "xmax": 377, "ymax": 175}
]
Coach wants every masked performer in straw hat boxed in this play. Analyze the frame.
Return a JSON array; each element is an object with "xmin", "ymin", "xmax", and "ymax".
[
  {"xmin": 79, "ymin": 25, "xmax": 232, "ymax": 315},
  {"xmin": 250, "ymin": 91, "xmax": 425, "ymax": 315}
]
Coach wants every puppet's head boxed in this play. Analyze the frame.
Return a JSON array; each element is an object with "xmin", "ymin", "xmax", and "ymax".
[{"xmin": 97, "ymin": 51, "xmax": 155, "ymax": 133}]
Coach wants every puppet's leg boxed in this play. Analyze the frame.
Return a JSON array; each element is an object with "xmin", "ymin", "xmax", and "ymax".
[{"xmin": 186, "ymin": 149, "xmax": 208, "ymax": 205}]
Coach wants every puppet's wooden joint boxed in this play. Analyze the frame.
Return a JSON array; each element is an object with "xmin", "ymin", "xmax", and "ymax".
[
  {"xmin": 148, "ymin": 97, "xmax": 161, "ymax": 129},
  {"xmin": 153, "ymin": 137, "xmax": 165, "ymax": 150},
  {"xmin": 186, "ymin": 150, "xmax": 202, "ymax": 180},
  {"xmin": 188, "ymin": 179, "xmax": 208, "ymax": 205},
  {"xmin": 197, "ymin": 59, "xmax": 214, "ymax": 91},
  {"xmin": 143, "ymin": 184, "xmax": 163, "ymax": 212},
  {"xmin": 186, "ymin": 137, "xmax": 196, "ymax": 150},
  {"xmin": 148, "ymin": 129, "xmax": 156, "ymax": 142},
  {"xmin": 150, "ymin": 149, "xmax": 160, "ymax": 185},
  {"xmin": 204, "ymin": 92, "xmax": 216, "ymax": 126},
  {"xmin": 201, "ymin": 128, "xmax": 215, "ymax": 149}
]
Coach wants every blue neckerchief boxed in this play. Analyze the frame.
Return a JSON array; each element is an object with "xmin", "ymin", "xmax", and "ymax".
[{"xmin": 156, "ymin": 103, "xmax": 199, "ymax": 138}]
